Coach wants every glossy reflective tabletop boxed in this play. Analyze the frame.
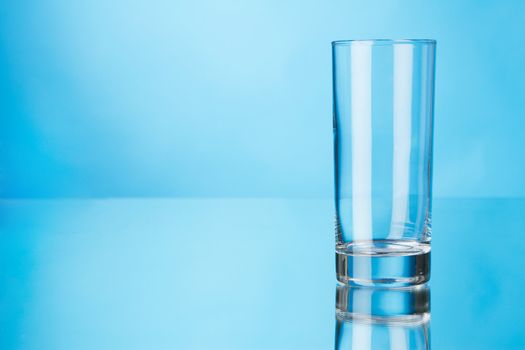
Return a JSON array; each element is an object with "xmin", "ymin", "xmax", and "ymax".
[{"xmin": 0, "ymin": 198, "xmax": 524, "ymax": 349}]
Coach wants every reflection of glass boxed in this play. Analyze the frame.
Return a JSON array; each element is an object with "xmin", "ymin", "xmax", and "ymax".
[
  {"xmin": 332, "ymin": 39, "xmax": 436, "ymax": 286},
  {"xmin": 335, "ymin": 284, "xmax": 430, "ymax": 349}
]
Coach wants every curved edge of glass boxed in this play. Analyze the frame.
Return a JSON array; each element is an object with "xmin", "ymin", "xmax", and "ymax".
[{"xmin": 332, "ymin": 39, "xmax": 436, "ymax": 46}]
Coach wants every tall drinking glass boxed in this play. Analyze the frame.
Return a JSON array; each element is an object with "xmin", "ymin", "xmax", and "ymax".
[{"xmin": 332, "ymin": 39, "xmax": 436, "ymax": 286}]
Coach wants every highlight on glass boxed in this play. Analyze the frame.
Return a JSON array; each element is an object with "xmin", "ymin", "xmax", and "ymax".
[{"xmin": 332, "ymin": 39, "xmax": 436, "ymax": 286}]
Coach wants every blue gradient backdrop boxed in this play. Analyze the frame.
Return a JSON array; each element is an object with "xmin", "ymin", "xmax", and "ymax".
[{"xmin": 1, "ymin": 0, "xmax": 524, "ymax": 198}]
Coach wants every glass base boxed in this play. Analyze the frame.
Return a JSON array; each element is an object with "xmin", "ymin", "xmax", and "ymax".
[{"xmin": 336, "ymin": 240, "xmax": 430, "ymax": 287}]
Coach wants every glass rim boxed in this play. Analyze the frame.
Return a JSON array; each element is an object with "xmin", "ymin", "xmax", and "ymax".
[{"xmin": 332, "ymin": 39, "xmax": 436, "ymax": 46}]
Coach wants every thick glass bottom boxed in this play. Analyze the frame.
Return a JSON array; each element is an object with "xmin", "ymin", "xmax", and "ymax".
[{"xmin": 336, "ymin": 240, "xmax": 430, "ymax": 287}]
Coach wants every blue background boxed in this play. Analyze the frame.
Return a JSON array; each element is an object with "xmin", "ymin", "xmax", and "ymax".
[
  {"xmin": 1, "ymin": 2, "xmax": 525, "ymax": 349},
  {"xmin": 1, "ymin": 0, "xmax": 524, "ymax": 198}
]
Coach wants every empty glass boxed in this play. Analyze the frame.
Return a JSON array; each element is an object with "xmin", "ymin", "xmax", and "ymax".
[{"xmin": 332, "ymin": 39, "xmax": 436, "ymax": 286}]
